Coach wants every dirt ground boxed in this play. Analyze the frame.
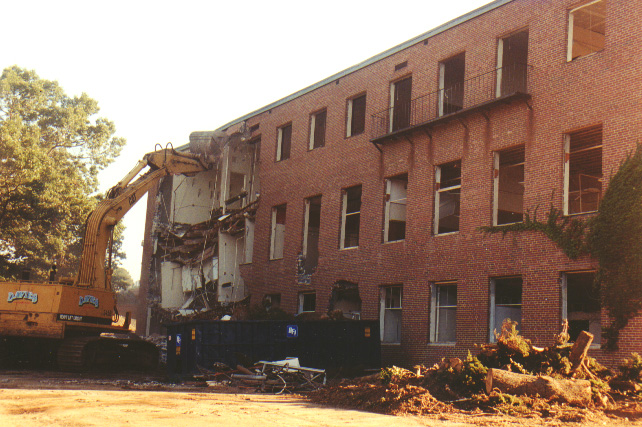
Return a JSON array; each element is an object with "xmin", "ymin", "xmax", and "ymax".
[{"xmin": 0, "ymin": 370, "xmax": 639, "ymax": 427}]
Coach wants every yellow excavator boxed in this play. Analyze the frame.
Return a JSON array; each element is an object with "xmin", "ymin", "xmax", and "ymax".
[{"xmin": 0, "ymin": 145, "xmax": 213, "ymax": 370}]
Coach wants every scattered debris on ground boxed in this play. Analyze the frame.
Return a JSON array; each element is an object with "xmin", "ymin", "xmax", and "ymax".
[{"xmin": 309, "ymin": 320, "xmax": 642, "ymax": 424}]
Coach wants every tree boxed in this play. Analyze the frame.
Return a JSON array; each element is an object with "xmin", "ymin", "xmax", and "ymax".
[
  {"xmin": 112, "ymin": 267, "xmax": 134, "ymax": 292},
  {"xmin": 0, "ymin": 66, "xmax": 126, "ymax": 279}
]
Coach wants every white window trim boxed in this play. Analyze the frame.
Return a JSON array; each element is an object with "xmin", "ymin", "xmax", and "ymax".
[
  {"xmin": 495, "ymin": 38, "xmax": 504, "ymax": 98},
  {"xmin": 346, "ymin": 98, "xmax": 355, "ymax": 138},
  {"xmin": 276, "ymin": 127, "xmax": 284, "ymax": 162},
  {"xmin": 438, "ymin": 62, "xmax": 446, "ymax": 117},
  {"xmin": 434, "ymin": 164, "xmax": 461, "ymax": 235},
  {"xmin": 309, "ymin": 114, "xmax": 317, "ymax": 150},
  {"xmin": 563, "ymin": 134, "xmax": 571, "ymax": 215},
  {"xmin": 429, "ymin": 282, "xmax": 457, "ymax": 344},
  {"xmin": 567, "ymin": 0, "xmax": 605, "ymax": 62},
  {"xmin": 492, "ymin": 150, "xmax": 525, "ymax": 226},
  {"xmin": 388, "ymin": 83, "xmax": 395, "ymax": 133}
]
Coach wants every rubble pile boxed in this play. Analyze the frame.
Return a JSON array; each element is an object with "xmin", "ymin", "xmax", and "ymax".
[{"xmin": 309, "ymin": 320, "xmax": 642, "ymax": 422}]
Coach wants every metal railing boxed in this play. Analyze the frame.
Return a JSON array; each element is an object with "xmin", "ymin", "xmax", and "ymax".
[{"xmin": 371, "ymin": 64, "xmax": 532, "ymax": 140}]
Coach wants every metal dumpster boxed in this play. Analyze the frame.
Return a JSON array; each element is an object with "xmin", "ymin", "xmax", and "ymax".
[{"xmin": 165, "ymin": 319, "xmax": 380, "ymax": 377}]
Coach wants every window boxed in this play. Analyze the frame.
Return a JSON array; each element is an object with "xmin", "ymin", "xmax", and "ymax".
[
  {"xmin": 276, "ymin": 124, "xmax": 292, "ymax": 161},
  {"xmin": 390, "ymin": 76, "xmax": 412, "ymax": 132},
  {"xmin": 567, "ymin": 0, "xmax": 606, "ymax": 61},
  {"xmin": 227, "ymin": 172, "xmax": 246, "ymax": 210},
  {"xmin": 434, "ymin": 160, "xmax": 461, "ymax": 235},
  {"xmin": 562, "ymin": 271, "xmax": 601, "ymax": 344},
  {"xmin": 302, "ymin": 196, "xmax": 321, "ymax": 274},
  {"xmin": 346, "ymin": 94, "xmax": 366, "ymax": 137},
  {"xmin": 270, "ymin": 204, "xmax": 286, "ymax": 259},
  {"xmin": 430, "ymin": 282, "xmax": 457, "ymax": 343},
  {"xmin": 263, "ymin": 293, "xmax": 281, "ymax": 310},
  {"xmin": 309, "ymin": 110, "xmax": 326, "ymax": 150},
  {"xmin": 490, "ymin": 276, "xmax": 523, "ymax": 341},
  {"xmin": 380, "ymin": 286, "xmax": 402, "ymax": 343},
  {"xmin": 564, "ymin": 125, "xmax": 602, "ymax": 215},
  {"xmin": 493, "ymin": 146, "xmax": 525, "ymax": 225},
  {"xmin": 299, "ymin": 292, "xmax": 316, "ymax": 313},
  {"xmin": 439, "ymin": 53, "xmax": 465, "ymax": 116},
  {"xmin": 496, "ymin": 30, "xmax": 529, "ymax": 97},
  {"xmin": 340, "ymin": 185, "xmax": 361, "ymax": 249},
  {"xmin": 384, "ymin": 175, "xmax": 407, "ymax": 242}
]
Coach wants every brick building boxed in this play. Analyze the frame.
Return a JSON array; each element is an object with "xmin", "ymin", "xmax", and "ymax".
[{"xmin": 141, "ymin": 0, "xmax": 642, "ymax": 367}]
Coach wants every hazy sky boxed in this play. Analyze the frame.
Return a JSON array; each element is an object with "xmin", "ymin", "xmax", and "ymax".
[{"xmin": 3, "ymin": 0, "xmax": 493, "ymax": 281}]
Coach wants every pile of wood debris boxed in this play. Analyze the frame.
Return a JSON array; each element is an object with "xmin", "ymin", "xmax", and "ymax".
[{"xmin": 309, "ymin": 320, "xmax": 642, "ymax": 423}]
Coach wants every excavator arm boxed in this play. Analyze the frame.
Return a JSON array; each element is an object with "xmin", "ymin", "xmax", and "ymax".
[{"xmin": 75, "ymin": 147, "xmax": 212, "ymax": 290}]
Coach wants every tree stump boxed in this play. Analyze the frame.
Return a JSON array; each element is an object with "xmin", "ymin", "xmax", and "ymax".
[
  {"xmin": 570, "ymin": 330, "xmax": 594, "ymax": 372},
  {"xmin": 486, "ymin": 368, "xmax": 592, "ymax": 405}
]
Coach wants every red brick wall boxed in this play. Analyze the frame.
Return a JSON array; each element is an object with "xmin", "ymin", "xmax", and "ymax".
[{"xmin": 215, "ymin": 0, "xmax": 642, "ymax": 368}]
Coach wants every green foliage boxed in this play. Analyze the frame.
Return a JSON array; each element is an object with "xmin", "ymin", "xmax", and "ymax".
[
  {"xmin": 0, "ymin": 66, "xmax": 125, "ymax": 279},
  {"xmin": 455, "ymin": 352, "xmax": 488, "ymax": 393},
  {"xmin": 380, "ymin": 366, "xmax": 413, "ymax": 385},
  {"xmin": 589, "ymin": 145, "xmax": 642, "ymax": 349},
  {"xmin": 480, "ymin": 205, "xmax": 589, "ymax": 259},
  {"xmin": 618, "ymin": 353, "xmax": 642, "ymax": 382},
  {"xmin": 111, "ymin": 267, "xmax": 134, "ymax": 292}
]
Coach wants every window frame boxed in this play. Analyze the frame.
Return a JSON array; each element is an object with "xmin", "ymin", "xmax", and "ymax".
[
  {"xmin": 380, "ymin": 285, "xmax": 403, "ymax": 344},
  {"xmin": 346, "ymin": 94, "xmax": 367, "ymax": 138},
  {"xmin": 434, "ymin": 160, "xmax": 462, "ymax": 235},
  {"xmin": 567, "ymin": 0, "xmax": 606, "ymax": 62},
  {"xmin": 492, "ymin": 145, "xmax": 525, "ymax": 226},
  {"xmin": 276, "ymin": 123, "xmax": 292, "ymax": 162},
  {"xmin": 563, "ymin": 125, "xmax": 603, "ymax": 216},
  {"xmin": 298, "ymin": 292, "xmax": 316, "ymax": 313},
  {"xmin": 561, "ymin": 270, "xmax": 601, "ymax": 346},
  {"xmin": 384, "ymin": 174, "xmax": 408, "ymax": 243},
  {"xmin": 269, "ymin": 204, "xmax": 287, "ymax": 260},
  {"xmin": 489, "ymin": 276, "xmax": 523, "ymax": 342},
  {"xmin": 309, "ymin": 109, "xmax": 327, "ymax": 150},
  {"xmin": 340, "ymin": 185, "xmax": 362, "ymax": 249},
  {"xmin": 429, "ymin": 282, "xmax": 457, "ymax": 344}
]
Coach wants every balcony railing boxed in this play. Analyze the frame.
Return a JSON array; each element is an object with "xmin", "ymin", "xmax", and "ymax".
[{"xmin": 371, "ymin": 64, "xmax": 532, "ymax": 141}]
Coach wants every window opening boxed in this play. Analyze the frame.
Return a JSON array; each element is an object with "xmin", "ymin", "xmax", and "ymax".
[
  {"xmin": 276, "ymin": 124, "xmax": 292, "ymax": 161},
  {"xmin": 270, "ymin": 204, "xmax": 286, "ymax": 259},
  {"xmin": 490, "ymin": 276, "xmax": 522, "ymax": 341},
  {"xmin": 439, "ymin": 53, "xmax": 465, "ymax": 116},
  {"xmin": 263, "ymin": 293, "xmax": 281, "ymax": 310},
  {"xmin": 340, "ymin": 185, "xmax": 361, "ymax": 249},
  {"xmin": 390, "ymin": 76, "xmax": 412, "ymax": 132},
  {"xmin": 384, "ymin": 174, "xmax": 408, "ymax": 242},
  {"xmin": 493, "ymin": 145, "xmax": 525, "ymax": 225},
  {"xmin": 380, "ymin": 286, "xmax": 402, "ymax": 343},
  {"xmin": 302, "ymin": 196, "xmax": 321, "ymax": 274},
  {"xmin": 564, "ymin": 125, "xmax": 602, "ymax": 215},
  {"xmin": 299, "ymin": 292, "xmax": 316, "ymax": 313},
  {"xmin": 309, "ymin": 110, "xmax": 327, "ymax": 149},
  {"xmin": 562, "ymin": 271, "xmax": 601, "ymax": 344},
  {"xmin": 497, "ymin": 30, "xmax": 529, "ymax": 96},
  {"xmin": 227, "ymin": 172, "xmax": 246, "ymax": 210},
  {"xmin": 434, "ymin": 160, "xmax": 461, "ymax": 234},
  {"xmin": 430, "ymin": 282, "xmax": 457, "ymax": 343},
  {"xmin": 347, "ymin": 94, "xmax": 366, "ymax": 137},
  {"xmin": 568, "ymin": 0, "xmax": 606, "ymax": 61}
]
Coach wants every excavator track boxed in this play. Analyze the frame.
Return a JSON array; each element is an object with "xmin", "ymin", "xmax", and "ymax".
[{"xmin": 57, "ymin": 335, "xmax": 159, "ymax": 372}]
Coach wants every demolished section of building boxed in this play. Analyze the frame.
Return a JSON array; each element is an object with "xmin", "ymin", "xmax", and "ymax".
[{"xmin": 144, "ymin": 125, "xmax": 260, "ymax": 332}]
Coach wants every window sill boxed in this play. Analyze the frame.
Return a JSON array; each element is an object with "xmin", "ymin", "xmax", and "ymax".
[
  {"xmin": 340, "ymin": 246, "xmax": 359, "ymax": 251},
  {"xmin": 567, "ymin": 50, "xmax": 603, "ymax": 63},
  {"xmin": 435, "ymin": 231, "xmax": 459, "ymax": 237},
  {"xmin": 565, "ymin": 210, "xmax": 598, "ymax": 218},
  {"xmin": 269, "ymin": 257, "xmax": 284, "ymax": 262},
  {"xmin": 428, "ymin": 342, "xmax": 456, "ymax": 347},
  {"xmin": 383, "ymin": 239, "xmax": 405, "ymax": 245},
  {"xmin": 493, "ymin": 221, "xmax": 523, "ymax": 227},
  {"xmin": 381, "ymin": 342, "xmax": 402, "ymax": 346}
]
